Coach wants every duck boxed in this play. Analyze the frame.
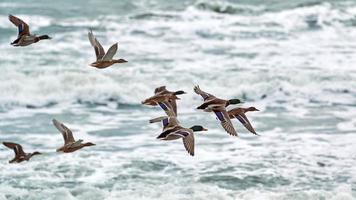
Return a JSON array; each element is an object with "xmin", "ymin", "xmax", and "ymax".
[
  {"xmin": 228, "ymin": 107, "xmax": 260, "ymax": 135},
  {"xmin": 194, "ymin": 85, "xmax": 242, "ymax": 136},
  {"xmin": 142, "ymin": 86, "xmax": 186, "ymax": 116},
  {"xmin": 150, "ymin": 116, "xmax": 208, "ymax": 156},
  {"xmin": 52, "ymin": 119, "xmax": 95, "ymax": 153},
  {"xmin": 2, "ymin": 142, "xmax": 41, "ymax": 163},
  {"xmin": 194, "ymin": 85, "xmax": 242, "ymax": 111},
  {"xmin": 88, "ymin": 30, "xmax": 127, "ymax": 69},
  {"xmin": 9, "ymin": 14, "xmax": 51, "ymax": 47}
]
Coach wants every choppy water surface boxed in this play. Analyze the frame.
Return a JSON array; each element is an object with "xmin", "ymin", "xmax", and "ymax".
[{"xmin": 0, "ymin": 0, "xmax": 355, "ymax": 199}]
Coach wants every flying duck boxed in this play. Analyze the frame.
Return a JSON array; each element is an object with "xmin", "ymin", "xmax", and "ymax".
[
  {"xmin": 142, "ymin": 86, "xmax": 185, "ymax": 116},
  {"xmin": 52, "ymin": 119, "xmax": 95, "ymax": 153},
  {"xmin": 88, "ymin": 30, "xmax": 127, "ymax": 69},
  {"xmin": 150, "ymin": 116, "xmax": 207, "ymax": 156},
  {"xmin": 9, "ymin": 14, "xmax": 51, "ymax": 46},
  {"xmin": 194, "ymin": 85, "xmax": 242, "ymax": 136},
  {"xmin": 2, "ymin": 142, "xmax": 41, "ymax": 163},
  {"xmin": 228, "ymin": 107, "xmax": 260, "ymax": 135}
]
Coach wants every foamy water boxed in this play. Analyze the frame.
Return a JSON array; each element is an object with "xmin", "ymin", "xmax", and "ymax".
[{"xmin": 0, "ymin": 0, "xmax": 355, "ymax": 199}]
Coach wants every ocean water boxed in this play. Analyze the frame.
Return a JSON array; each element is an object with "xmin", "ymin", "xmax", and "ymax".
[{"xmin": 0, "ymin": 0, "xmax": 355, "ymax": 199}]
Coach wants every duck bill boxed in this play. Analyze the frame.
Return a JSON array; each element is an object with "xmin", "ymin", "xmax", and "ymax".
[{"xmin": 202, "ymin": 128, "xmax": 208, "ymax": 131}]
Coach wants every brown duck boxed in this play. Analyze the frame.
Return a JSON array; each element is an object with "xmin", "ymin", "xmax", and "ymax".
[
  {"xmin": 194, "ymin": 85, "xmax": 242, "ymax": 136},
  {"xmin": 228, "ymin": 107, "xmax": 260, "ymax": 135},
  {"xmin": 2, "ymin": 142, "xmax": 41, "ymax": 163},
  {"xmin": 88, "ymin": 30, "xmax": 127, "ymax": 69},
  {"xmin": 52, "ymin": 119, "xmax": 95, "ymax": 153},
  {"xmin": 150, "ymin": 116, "xmax": 207, "ymax": 156},
  {"xmin": 9, "ymin": 14, "xmax": 51, "ymax": 46},
  {"xmin": 142, "ymin": 86, "xmax": 185, "ymax": 116}
]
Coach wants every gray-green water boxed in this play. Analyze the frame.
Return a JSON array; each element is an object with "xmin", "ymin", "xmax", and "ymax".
[{"xmin": 0, "ymin": 0, "xmax": 355, "ymax": 199}]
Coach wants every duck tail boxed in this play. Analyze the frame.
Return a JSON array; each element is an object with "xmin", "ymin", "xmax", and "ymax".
[{"xmin": 149, "ymin": 116, "xmax": 168, "ymax": 123}]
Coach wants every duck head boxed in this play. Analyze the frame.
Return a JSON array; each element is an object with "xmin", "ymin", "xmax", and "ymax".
[
  {"xmin": 228, "ymin": 99, "xmax": 243, "ymax": 105},
  {"xmin": 83, "ymin": 142, "xmax": 95, "ymax": 147},
  {"xmin": 189, "ymin": 125, "xmax": 208, "ymax": 132},
  {"xmin": 247, "ymin": 107, "xmax": 259, "ymax": 112},
  {"xmin": 32, "ymin": 151, "xmax": 41, "ymax": 156},
  {"xmin": 38, "ymin": 35, "xmax": 52, "ymax": 40},
  {"xmin": 174, "ymin": 90, "xmax": 186, "ymax": 95}
]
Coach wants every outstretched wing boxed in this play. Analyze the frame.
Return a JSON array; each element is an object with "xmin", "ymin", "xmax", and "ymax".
[
  {"xmin": 102, "ymin": 43, "xmax": 118, "ymax": 61},
  {"xmin": 214, "ymin": 109, "xmax": 238, "ymax": 136},
  {"xmin": 182, "ymin": 131, "xmax": 194, "ymax": 156},
  {"xmin": 194, "ymin": 85, "xmax": 216, "ymax": 101},
  {"xmin": 3, "ymin": 142, "xmax": 26, "ymax": 157},
  {"xmin": 168, "ymin": 99, "xmax": 178, "ymax": 116},
  {"xmin": 234, "ymin": 113, "xmax": 259, "ymax": 135},
  {"xmin": 52, "ymin": 119, "xmax": 76, "ymax": 144},
  {"xmin": 149, "ymin": 116, "xmax": 179, "ymax": 131},
  {"xmin": 88, "ymin": 30, "xmax": 105, "ymax": 60},
  {"xmin": 158, "ymin": 102, "xmax": 176, "ymax": 117},
  {"xmin": 9, "ymin": 15, "xmax": 30, "ymax": 37}
]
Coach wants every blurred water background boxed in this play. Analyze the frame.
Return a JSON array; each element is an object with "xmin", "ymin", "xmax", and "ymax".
[{"xmin": 0, "ymin": 0, "xmax": 355, "ymax": 199}]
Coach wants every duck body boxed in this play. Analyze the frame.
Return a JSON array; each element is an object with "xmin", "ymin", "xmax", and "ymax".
[
  {"xmin": 194, "ymin": 85, "xmax": 242, "ymax": 111},
  {"xmin": 9, "ymin": 15, "xmax": 51, "ymax": 47},
  {"xmin": 11, "ymin": 35, "xmax": 51, "ymax": 47},
  {"xmin": 90, "ymin": 59, "xmax": 127, "ymax": 69},
  {"xmin": 197, "ymin": 98, "xmax": 229, "ymax": 111},
  {"xmin": 142, "ymin": 93, "xmax": 178, "ymax": 104},
  {"xmin": 2, "ymin": 142, "xmax": 41, "ymax": 163},
  {"xmin": 8, "ymin": 153, "xmax": 40, "ymax": 163},
  {"xmin": 56, "ymin": 141, "xmax": 95, "ymax": 153}
]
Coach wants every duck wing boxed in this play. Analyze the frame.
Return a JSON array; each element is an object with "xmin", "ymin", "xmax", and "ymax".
[
  {"xmin": 149, "ymin": 116, "xmax": 179, "ymax": 131},
  {"xmin": 233, "ymin": 113, "xmax": 259, "ymax": 135},
  {"xmin": 158, "ymin": 101, "xmax": 176, "ymax": 117},
  {"xmin": 3, "ymin": 142, "xmax": 26, "ymax": 158},
  {"xmin": 88, "ymin": 30, "xmax": 105, "ymax": 60},
  {"xmin": 194, "ymin": 85, "xmax": 216, "ymax": 101},
  {"xmin": 9, "ymin": 15, "xmax": 30, "ymax": 37},
  {"xmin": 168, "ymin": 99, "xmax": 177, "ymax": 116},
  {"xmin": 181, "ymin": 131, "xmax": 194, "ymax": 156},
  {"xmin": 102, "ymin": 43, "xmax": 118, "ymax": 61},
  {"xmin": 214, "ymin": 108, "xmax": 238, "ymax": 136},
  {"xmin": 154, "ymin": 86, "xmax": 167, "ymax": 94},
  {"xmin": 52, "ymin": 119, "xmax": 76, "ymax": 144}
]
